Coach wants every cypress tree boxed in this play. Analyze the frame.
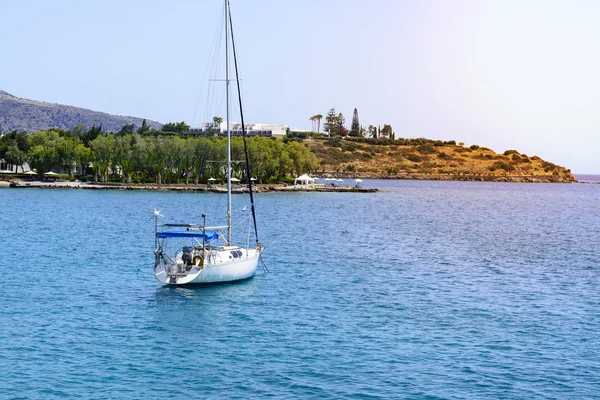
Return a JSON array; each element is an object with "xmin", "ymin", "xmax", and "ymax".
[{"xmin": 350, "ymin": 108, "xmax": 360, "ymax": 137}]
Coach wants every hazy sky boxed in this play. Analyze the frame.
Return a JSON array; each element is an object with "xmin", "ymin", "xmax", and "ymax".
[{"xmin": 2, "ymin": 0, "xmax": 599, "ymax": 173}]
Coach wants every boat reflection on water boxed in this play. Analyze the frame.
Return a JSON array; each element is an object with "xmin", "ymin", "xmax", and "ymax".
[{"xmin": 153, "ymin": 276, "xmax": 259, "ymax": 303}]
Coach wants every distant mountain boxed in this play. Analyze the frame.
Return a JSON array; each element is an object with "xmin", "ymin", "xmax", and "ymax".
[{"xmin": 0, "ymin": 90, "xmax": 162, "ymax": 133}]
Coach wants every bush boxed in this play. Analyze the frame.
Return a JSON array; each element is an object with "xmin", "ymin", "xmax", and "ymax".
[
  {"xmin": 454, "ymin": 147, "xmax": 472, "ymax": 153},
  {"xmin": 407, "ymin": 154, "xmax": 422, "ymax": 162},
  {"xmin": 417, "ymin": 144, "xmax": 437, "ymax": 154},
  {"xmin": 503, "ymin": 150, "xmax": 520, "ymax": 156},
  {"xmin": 341, "ymin": 142, "xmax": 360, "ymax": 152},
  {"xmin": 470, "ymin": 144, "xmax": 480, "ymax": 150},
  {"xmin": 492, "ymin": 161, "xmax": 515, "ymax": 172},
  {"xmin": 324, "ymin": 138, "xmax": 342, "ymax": 148}
]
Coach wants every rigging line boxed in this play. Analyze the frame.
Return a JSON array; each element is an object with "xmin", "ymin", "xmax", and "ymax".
[
  {"xmin": 196, "ymin": 6, "xmax": 225, "ymax": 199},
  {"xmin": 228, "ymin": 2, "xmax": 259, "ymax": 247},
  {"xmin": 195, "ymin": 4, "xmax": 225, "ymax": 127},
  {"xmin": 259, "ymin": 254, "xmax": 270, "ymax": 273},
  {"xmin": 201, "ymin": 2, "xmax": 224, "ymax": 127},
  {"xmin": 206, "ymin": 13, "xmax": 225, "ymax": 126}
]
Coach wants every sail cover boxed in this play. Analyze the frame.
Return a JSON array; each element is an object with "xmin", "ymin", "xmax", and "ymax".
[{"xmin": 157, "ymin": 230, "xmax": 218, "ymax": 242}]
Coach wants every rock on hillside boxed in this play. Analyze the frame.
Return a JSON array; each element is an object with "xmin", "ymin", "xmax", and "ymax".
[{"xmin": 0, "ymin": 90, "xmax": 162, "ymax": 133}]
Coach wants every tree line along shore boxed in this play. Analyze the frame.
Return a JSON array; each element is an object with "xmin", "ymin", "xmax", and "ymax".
[{"xmin": 0, "ymin": 125, "xmax": 576, "ymax": 185}]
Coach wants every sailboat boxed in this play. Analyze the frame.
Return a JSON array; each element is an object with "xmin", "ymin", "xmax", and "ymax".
[{"xmin": 153, "ymin": 0, "xmax": 262, "ymax": 285}]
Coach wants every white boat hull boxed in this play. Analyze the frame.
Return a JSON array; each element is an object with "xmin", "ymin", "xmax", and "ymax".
[{"xmin": 154, "ymin": 248, "xmax": 260, "ymax": 285}]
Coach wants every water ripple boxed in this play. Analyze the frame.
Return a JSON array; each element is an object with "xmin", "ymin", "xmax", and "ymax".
[{"xmin": 1, "ymin": 183, "xmax": 600, "ymax": 398}]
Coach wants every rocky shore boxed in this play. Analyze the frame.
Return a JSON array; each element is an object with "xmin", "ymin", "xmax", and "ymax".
[{"xmin": 313, "ymin": 172, "xmax": 577, "ymax": 184}]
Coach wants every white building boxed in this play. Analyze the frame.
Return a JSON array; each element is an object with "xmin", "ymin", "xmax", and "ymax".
[{"xmin": 189, "ymin": 122, "xmax": 288, "ymax": 137}]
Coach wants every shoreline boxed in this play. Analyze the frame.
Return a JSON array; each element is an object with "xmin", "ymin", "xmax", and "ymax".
[
  {"xmin": 6, "ymin": 180, "xmax": 378, "ymax": 193},
  {"xmin": 0, "ymin": 173, "xmax": 585, "ymax": 192}
]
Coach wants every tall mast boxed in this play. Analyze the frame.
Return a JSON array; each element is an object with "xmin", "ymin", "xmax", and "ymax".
[{"xmin": 225, "ymin": 0, "xmax": 232, "ymax": 244}]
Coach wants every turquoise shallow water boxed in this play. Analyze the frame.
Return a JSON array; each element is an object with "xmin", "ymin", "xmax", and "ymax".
[{"xmin": 1, "ymin": 180, "xmax": 600, "ymax": 399}]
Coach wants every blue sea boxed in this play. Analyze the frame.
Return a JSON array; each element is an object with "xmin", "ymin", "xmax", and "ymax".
[{"xmin": 1, "ymin": 178, "xmax": 600, "ymax": 399}]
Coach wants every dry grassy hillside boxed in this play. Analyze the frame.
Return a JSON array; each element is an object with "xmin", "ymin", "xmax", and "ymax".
[{"xmin": 303, "ymin": 137, "xmax": 576, "ymax": 183}]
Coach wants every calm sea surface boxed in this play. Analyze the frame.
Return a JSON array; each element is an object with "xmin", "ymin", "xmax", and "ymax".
[{"xmin": 1, "ymin": 179, "xmax": 600, "ymax": 399}]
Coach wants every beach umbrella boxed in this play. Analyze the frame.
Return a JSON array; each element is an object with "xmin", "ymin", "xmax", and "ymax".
[
  {"xmin": 24, "ymin": 170, "xmax": 37, "ymax": 175},
  {"xmin": 44, "ymin": 171, "xmax": 58, "ymax": 176},
  {"xmin": 231, "ymin": 177, "xmax": 240, "ymax": 182},
  {"xmin": 0, "ymin": 170, "xmax": 12, "ymax": 174},
  {"xmin": 208, "ymin": 178, "xmax": 216, "ymax": 181},
  {"xmin": 250, "ymin": 178, "xmax": 256, "ymax": 181}
]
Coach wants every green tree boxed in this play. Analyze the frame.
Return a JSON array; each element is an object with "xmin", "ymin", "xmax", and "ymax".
[
  {"xmin": 82, "ymin": 125, "xmax": 103, "ymax": 147},
  {"xmin": 323, "ymin": 109, "xmax": 347, "ymax": 136},
  {"xmin": 113, "ymin": 135, "xmax": 137, "ymax": 183},
  {"xmin": 370, "ymin": 125, "xmax": 377, "ymax": 138},
  {"xmin": 75, "ymin": 143, "xmax": 93, "ymax": 176},
  {"xmin": 349, "ymin": 108, "xmax": 360, "ymax": 137},
  {"xmin": 90, "ymin": 135, "xmax": 114, "ymax": 182},
  {"xmin": 0, "ymin": 131, "xmax": 29, "ymax": 171},
  {"xmin": 161, "ymin": 122, "xmax": 177, "ymax": 133},
  {"xmin": 145, "ymin": 137, "xmax": 170, "ymax": 184},
  {"xmin": 381, "ymin": 124, "xmax": 393, "ymax": 138},
  {"xmin": 28, "ymin": 145, "xmax": 58, "ymax": 175},
  {"xmin": 28, "ymin": 130, "xmax": 61, "ymax": 148},
  {"xmin": 73, "ymin": 125, "xmax": 86, "ymax": 140},
  {"xmin": 137, "ymin": 119, "xmax": 150, "ymax": 135},
  {"xmin": 323, "ymin": 108, "xmax": 337, "ymax": 135},
  {"xmin": 160, "ymin": 121, "xmax": 190, "ymax": 135},
  {"xmin": 336, "ymin": 113, "xmax": 347, "ymax": 136},
  {"xmin": 175, "ymin": 121, "xmax": 190, "ymax": 133},
  {"xmin": 56, "ymin": 138, "xmax": 80, "ymax": 176},
  {"xmin": 117, "ymin": 123, "xmax": 135, "ymax": 136},
  {"xmin": 286, "ymin": 140, "xmax": 318, "ymax": 176},
  {"xmin": 130, "ymin": 135, "xmax": 148, "ymax": 180},
  {"xmin": 4, "ymin": 143, "xmax": 27, "ymax": 173}
]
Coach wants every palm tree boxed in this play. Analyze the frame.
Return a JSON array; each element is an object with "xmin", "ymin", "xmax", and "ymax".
[
  {"xmin": 314, "ymin": 114, "xmax": 323, "ymax": 133},
  {"xmin": 213, "ymin": 116, "xmax": 223, "ymax": 129},
  {"xmin": 309, "ymin": 115, "xmax": 317, "ymax": 132}
]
